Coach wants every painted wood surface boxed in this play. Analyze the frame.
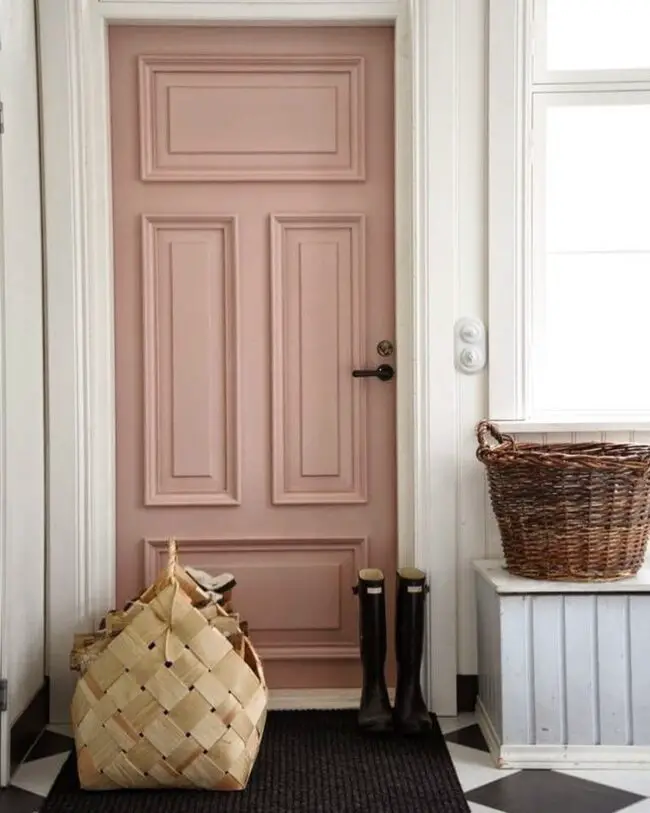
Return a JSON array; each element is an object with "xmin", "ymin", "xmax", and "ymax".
[
  {"xmin": 110, "ymin": 24, "xmax": 395, "ymax": 690},
  {"xmin": 477, "ymin": 572, "xmax": 650, "ymax": 747}
]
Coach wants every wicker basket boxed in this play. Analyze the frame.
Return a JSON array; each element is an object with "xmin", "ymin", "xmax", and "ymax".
[
  {"xmin": 476, "ymin": 421, "xmax": 650, "ymax": 581},
  {"xmin": 70, "ymin": 541, "xmax": 267, "ymax": 790}
]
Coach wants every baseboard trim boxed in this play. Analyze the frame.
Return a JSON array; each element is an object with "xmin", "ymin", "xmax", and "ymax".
[
  {"xmin": 456, "ymin": 674, "xmax": 478, "ymax": 713},
  {"xmin": 499, "ymin": 744, "xmax": 650, "ymax": 770},
  {"xmin": 476, "ymin": 697, "xmax": 503, "ymax": 766},
  {"xmin": 10, "ymin": 678, "xmax": 50, "ymax": 774},
  {"xmin": 268, "ymin": 688, "xmax": 396, "ymax": 711},
  {"xmin": 476, "ymin": 697, "xmax": 650, "ymax": 769}
]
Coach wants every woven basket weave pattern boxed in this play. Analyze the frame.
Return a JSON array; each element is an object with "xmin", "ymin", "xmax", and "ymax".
[
  {"xmin": 476, "ymin": 421, "xmax": 650, "ymax": 581},
  {"xmin": 71, "ymin": 548, "xmax": 267, "ymax": 791}
]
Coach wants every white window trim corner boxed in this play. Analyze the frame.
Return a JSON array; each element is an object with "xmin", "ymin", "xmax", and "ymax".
[{"xmin": 38, "ymin": 0, "xmax": 463, "ymax": 720}]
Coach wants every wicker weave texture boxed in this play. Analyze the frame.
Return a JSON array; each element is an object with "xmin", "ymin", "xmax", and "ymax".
[
  {"xmin": 476, "ymin": 422, "xmax": 650, "ymax": 581},
  {"xmin": 71, "ymin": 550, "xmax": 267, "ymax": 791}
]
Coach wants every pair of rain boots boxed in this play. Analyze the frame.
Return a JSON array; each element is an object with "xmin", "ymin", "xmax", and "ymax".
[{"xmin": 353, "ymin": 567, "xmax": 433, "ymax": 735}]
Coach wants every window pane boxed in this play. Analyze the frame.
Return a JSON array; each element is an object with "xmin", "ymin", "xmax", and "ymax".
[
  {"xmin": 545, "ymin": 102, "xmax": 650, "ymax": 253},
  {"xmin": 546, "ymin": 0, "xmax": 650, "ymax": 72},
  {"xmin": 535, "ymin": 253, "xmax": 650, "ymax": 413}
]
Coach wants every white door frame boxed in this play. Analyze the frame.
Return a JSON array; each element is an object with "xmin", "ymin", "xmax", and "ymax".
[{"xmin": 38, "ymin": 0, "xmax": 462, "ymax": 721}]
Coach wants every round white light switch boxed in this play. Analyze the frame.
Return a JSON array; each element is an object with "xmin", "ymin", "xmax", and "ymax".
[{"xmin": 454, "ymin": 317, "xmax": 487, "ymax": 374}]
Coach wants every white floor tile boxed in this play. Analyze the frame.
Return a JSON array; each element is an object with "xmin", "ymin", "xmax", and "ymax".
[
  {"xmin": 11, "ymin": 752, "xmax": 70, "ymax": 797},
  {"xmin": 468, "ymin": 804, "xmax": 507, "ymax": 813},
  {"xmin": 438, "ymin": 712, "xmax": 478, "ymax": 734},
  {"xmin": 560, "ymin": 768, "xmax": 650, "ymax": 798},
  {"xmin": 447, "ymin": 741, "xmax": 518, "ymax": 792}
]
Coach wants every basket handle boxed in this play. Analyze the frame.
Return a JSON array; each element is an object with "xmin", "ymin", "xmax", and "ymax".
[
  {"xmin": 477, "ymin": 421, "xmax": 511, "ymax": 449},
  {"xmin": 167, "ymin": 538, "xmax": 179, "ymax": 582}
]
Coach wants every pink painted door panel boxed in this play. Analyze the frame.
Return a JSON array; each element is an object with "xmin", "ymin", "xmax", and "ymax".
[{"xmin": 110, "ymin": 25, "xmax": 395, "ymax": 690}]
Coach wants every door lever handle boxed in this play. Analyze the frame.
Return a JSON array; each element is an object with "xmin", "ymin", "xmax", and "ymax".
[{"xmin": 352, "ymin": 364, "xmax": 395, "ymax": 382}]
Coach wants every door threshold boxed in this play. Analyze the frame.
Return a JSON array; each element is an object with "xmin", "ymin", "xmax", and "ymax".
[{"xmin": 268, "ymin": 688, "xmax": 396, "ymax": 711}]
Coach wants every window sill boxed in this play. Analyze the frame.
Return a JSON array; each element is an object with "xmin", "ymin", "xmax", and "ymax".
[{"xmin": 493, "ymin": 418, "xmax": 650, "ymax": 434}]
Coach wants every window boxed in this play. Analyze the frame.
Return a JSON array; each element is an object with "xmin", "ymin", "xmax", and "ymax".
[
  {"xmin": 542, "ymin": 0, "xmax": 650, "ymax": 76},
  {"xmin": 489, "ymin": 0, "xmax": 650, "ymax": 421}
]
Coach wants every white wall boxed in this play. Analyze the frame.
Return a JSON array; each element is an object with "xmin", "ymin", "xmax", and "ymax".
[{"xmin": 0, "ymin": 0, "xmax": 46, "ymax": 724}]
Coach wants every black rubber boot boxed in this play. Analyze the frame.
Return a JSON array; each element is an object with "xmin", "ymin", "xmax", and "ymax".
[
  {"xmin": 394, "ymin": 567, "xmax": 433, "ymax": 735},
  {"xmin": 353, "ymin": 569, "xmax": 393, "ymax": 734}
]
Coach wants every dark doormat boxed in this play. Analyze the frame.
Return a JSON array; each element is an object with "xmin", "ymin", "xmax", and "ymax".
[{"xmin": 42, "ymin": 710, "xmax": 470, "ymax": 813}]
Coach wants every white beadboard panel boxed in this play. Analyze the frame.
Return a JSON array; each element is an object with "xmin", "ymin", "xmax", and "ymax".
[
  {"xmin": 545, "ymin": 432, "xmax": 574, "ymax": 444},
  {"xmin": 476, "ymin": 568, "xmax": 650, "ymax": 753},
  {"xmin": 564, "ymin": 595, "xmax": 598, "ymax": 745},
  {"xmin": 575, "ymin": 431, "xmax": 606, "ymax": 444},
  {"xmin": 500, "ymin": 596, "xmax": 532, "ymax": 745},
  {"xmin": 630, "ymin": 596, "xmax": 650, "ymax": 743},
  {"xmin": 458, "ymin": 427, "xmax": 488, "ymax": 674},
  {"xmin": 603, "ymin": 431, "xmax": 635, "ymax": 444},
  {"xmin": 476, "ymin": 573, "xmax": 503, "ymax": 739},
  {"xmin": 531, "ymin": 596, "xmax": 566, "ymax": 744},
  {"xmin": 597, "ymin": 596, "xmax": 632, "ymax": 746}
]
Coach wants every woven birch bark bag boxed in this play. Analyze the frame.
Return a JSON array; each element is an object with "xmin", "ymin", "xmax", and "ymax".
[{"xmin": 70, "ymin": 540, "xmax": 268, "ymax": 790}]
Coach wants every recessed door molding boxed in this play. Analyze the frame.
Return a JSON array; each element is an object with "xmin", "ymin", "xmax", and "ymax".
[{"xmin": 38, "ymin": 0, "xmax": 462, "ymax": 720}]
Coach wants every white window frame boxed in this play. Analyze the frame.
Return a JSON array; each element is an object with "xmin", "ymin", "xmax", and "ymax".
[{"xmin": 489, "ymin": 0, "xmax": 650, "ymax": 431}]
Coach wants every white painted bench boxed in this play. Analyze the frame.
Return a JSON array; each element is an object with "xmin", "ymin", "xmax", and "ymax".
[{"xmin": 474, "ymin": 559, "xmax": 650, "ymax": 769}]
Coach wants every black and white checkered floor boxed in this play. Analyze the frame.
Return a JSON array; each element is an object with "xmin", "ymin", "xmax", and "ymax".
[{"xmin": 3, "ymin": 714, "xmax": 650, "ymax": 813}]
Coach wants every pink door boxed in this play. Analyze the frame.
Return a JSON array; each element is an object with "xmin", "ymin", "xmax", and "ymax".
[{"xmin": 110, "ymin": 25, "xmax": 396, "ymax": 690}]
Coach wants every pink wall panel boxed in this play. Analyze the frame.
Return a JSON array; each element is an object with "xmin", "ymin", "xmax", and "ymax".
[
  {"xmin": 270, "ymin": 214, "xmax": 367, "ymax": 504},
  {"xmin": 170, "ymin": 244, "xmax": 215, "ymax": 478},
  {"xmin": 142, "ymin": 215, "xmax": 240, "ymax": 505},
  {"xmin": 298, "ymin": 242, "xmax": 341, "ymax": 477},
  {"xmin": 144, "ymin": 537, "xmax": 368, "ymax": 661},
  {"xmin": 139, "ymin": 55, "xmax": 364, "ymax": 181}
]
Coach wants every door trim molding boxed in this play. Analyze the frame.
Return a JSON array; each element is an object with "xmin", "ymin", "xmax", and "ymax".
[{"xmin": 38, "ymin": 0, "xmax": 461, "ymax": 720}]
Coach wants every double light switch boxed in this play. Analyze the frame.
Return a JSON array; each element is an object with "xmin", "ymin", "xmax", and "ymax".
[{"xmin": 454, "ymin": 317, "xmax": 486, "ymax": 374}]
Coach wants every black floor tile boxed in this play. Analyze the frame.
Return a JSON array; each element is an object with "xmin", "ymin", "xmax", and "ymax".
[
  {"xmin": 466, "ymin": 770, "xmax": 645, "ymax": 813},
  {"xmin": 10, "ymin": 683, "xmax": 49, "ymax": 775},
  {"xmin": 0, "ymin": 785, "xmax": 44, "ymax": 813},
  {"xmin": 25, "ymin": 731, "xmax": 74, "ymax": 763},
  {"xmin": 444, "ymin": 723, "xmax": 489, "ymax": 752}
]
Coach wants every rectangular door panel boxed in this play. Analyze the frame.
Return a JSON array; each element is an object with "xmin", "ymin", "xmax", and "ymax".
[
  {"xmin": 271, "ymin": 214, "xmax": 367, "ymax": 505},
  {"xmin": 144, "ymin": 536, "xmax": 368, "ymax": 660},
  {"xmin": 139, "ymin": 55, "xmax": 364, "ymax": 181},
  {"xmin": 142, "ymin": 215, "xmax": 239, "ymax": 505}
]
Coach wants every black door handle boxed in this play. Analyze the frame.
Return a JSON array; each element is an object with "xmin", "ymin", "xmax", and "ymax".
[{"xmin": 352, "ymin": 364, "xmax": 395, "ymax": 382}]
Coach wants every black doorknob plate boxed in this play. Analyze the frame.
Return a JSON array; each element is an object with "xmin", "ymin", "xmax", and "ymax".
[{"xmin": 352, "ymin": 364, "xmax": 395, "ymax": 382}]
